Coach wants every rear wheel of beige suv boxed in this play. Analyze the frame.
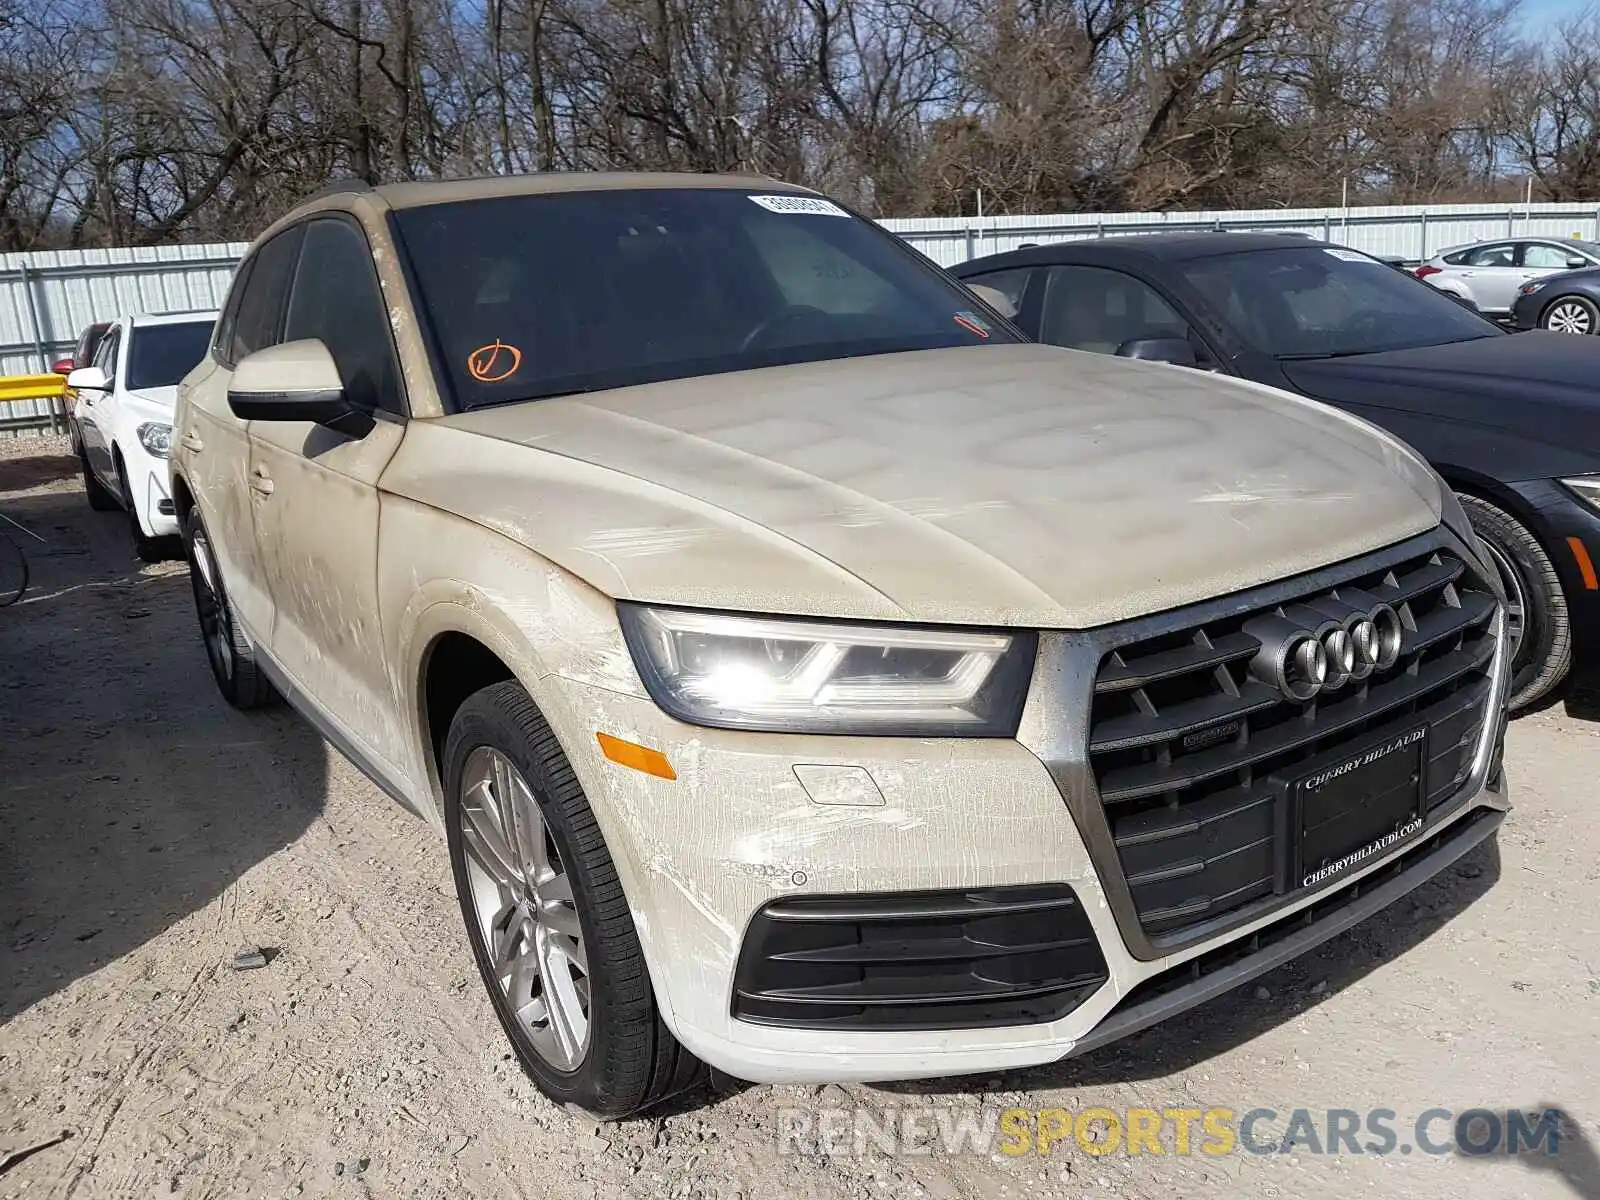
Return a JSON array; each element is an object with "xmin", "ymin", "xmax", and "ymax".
[
  {"xmin": 183, "ymin": 511, "xmax": 277, "ymax": 710},
  {"xmin": 442, "ymin": 681, "xmax": 705, "ymax": 1118}
]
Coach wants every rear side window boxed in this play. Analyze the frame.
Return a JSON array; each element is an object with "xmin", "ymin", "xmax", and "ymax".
[
  {"xmin": 1460, "ymin": 244, "xmax": 1515, "ymax": 268},
  {"xmin": 230, "ymin": 226, "xmax": 304, "ymax": 364},
  {"xmin": 961, "ymin": 268, "xmax": 1033, "ymax": 322},
  {"xmin": 92, "ymin": 328, "xmax": 120, "ymax": 376},
  {"xmin": 282, "ymin": 218, "xmax": 405, "ymax": 415},
  {"xmin": 212, "ymin": 258, "xmax": 254, "ymax": 364}
]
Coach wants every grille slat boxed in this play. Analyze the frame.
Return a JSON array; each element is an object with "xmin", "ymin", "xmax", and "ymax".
[
  {"xmin": 1090, "ymin": 684, "xmax": 1281, "ymax": 753},
  {"xmin": 1096, "ymin": 633, "xmax": 1260, "ymax": 693},
  {"xmin": 1088, "ymin": 543, "xmax": 1498, "ymax": 940}
]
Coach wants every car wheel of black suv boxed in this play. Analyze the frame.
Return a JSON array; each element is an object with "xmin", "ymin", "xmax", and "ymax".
[
  {"xmin": 443, "ymin": 680, "xmax": 705, "ymax": 1119},
  {"xmin": 1458, "ymin": 493, "xmax": 1571, "ymax": 710},
  {"xmin": 183, "ymin": 510, "xmax": 278, "ymax": 710}
]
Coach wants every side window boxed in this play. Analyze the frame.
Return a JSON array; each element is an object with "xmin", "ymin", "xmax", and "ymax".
[
  {"xmin": 961, "ymin": 268, "xmax": 1032, "ymax": 322},
  {"xmin": 93, "ymin": 328, "xmax": 120, "ymax": 376},
  {"xmin": 283, "ymin": 218, "xmax": 404, "ymax": 416},
  {"xmin": 230, "ymin": 226, "xmax": 304, "ymax": 364},
  {"xmin": 1462, "ymin": 244, "xmax": 1515, "ymax": 268},
  {"xmin": 212, "ymin": 257, "xmax": 255, "ymax": 363},
  {"xmin": 1038, "ymin": 265, "xmax": 1194, "ymax": 355},
  {"xmin": 1522, "ymin": 243, "xmax": 1576, "ymax": 269}
]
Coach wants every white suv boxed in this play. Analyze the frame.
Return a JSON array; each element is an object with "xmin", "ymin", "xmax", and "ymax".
[{"xmin": 70, "ymin": 311, "xmax": 219, "ymax": 560}]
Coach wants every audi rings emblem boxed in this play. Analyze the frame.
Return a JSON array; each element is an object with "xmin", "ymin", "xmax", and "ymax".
[{"xmin": 1243, "ymin": 593, "xmax": 1403, "ymax": 701}]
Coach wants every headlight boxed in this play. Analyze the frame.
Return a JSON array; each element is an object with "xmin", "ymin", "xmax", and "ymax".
[
  {"xmin": 617, "ymin": 604, "xmax": 1037, "ymax": 735},
  {"xmin": 137, "ymin": 422, "xmax": 173, "ymax": 458},
  {"xmin": 1518, "ymin": 280, "xmax": 1548, "ymax": 296},
  {"xmin": 1561, "ymin": 475, "xmax": 1600, "ymax": 513}
]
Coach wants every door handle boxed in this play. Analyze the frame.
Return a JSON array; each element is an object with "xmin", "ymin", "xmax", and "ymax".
[
  {"xmin": 181, "ymin": 430, "xmax": 204, "ymax": 453},
  {"xmin": 249, "ymin": 466, "xmax": 274, "ymax": 497}
]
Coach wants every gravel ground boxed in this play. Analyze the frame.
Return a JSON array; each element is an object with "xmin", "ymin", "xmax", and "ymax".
[{"xmin": 2, "ymin": 433, "xmax": 1597, "ymax": 1200}]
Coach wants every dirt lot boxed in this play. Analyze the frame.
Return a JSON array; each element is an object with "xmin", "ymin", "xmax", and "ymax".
[{"xmin": 1, "ymin": 434, "xmax": 1597, "ymax": 1200}]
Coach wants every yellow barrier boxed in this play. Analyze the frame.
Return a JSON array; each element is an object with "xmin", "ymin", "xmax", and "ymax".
[{"xmin": 0, "ymin": 373, "xmax": 67, "ymax": 405}]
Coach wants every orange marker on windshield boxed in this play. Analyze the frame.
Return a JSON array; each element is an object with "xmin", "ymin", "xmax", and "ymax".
[{"xmin": 467, "ymin": 340, "xmax": 522, "ymax": 382}]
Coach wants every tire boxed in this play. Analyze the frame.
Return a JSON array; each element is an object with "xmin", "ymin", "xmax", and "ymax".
[
  {"xmin": 1457, "ymin": 492, "xmax": 1571, "ymax": 710},
  {"xmin": 117, "ymin": 454, "xmax": 167, "ymax": 564},
  {"xmin": 183, "ymin": 509, "xmax": 277, "ymax": 709},
  {"xmin": 1541, "ymin": 295, "xmax": 1599, "ymax": 336},
  {"xmin": 443, "ymin": 681, "xmax": 704, "ymax": 1119},
  {"xmin": 77, "ymin": 432, "xmax": 118, "ymax": 512}
]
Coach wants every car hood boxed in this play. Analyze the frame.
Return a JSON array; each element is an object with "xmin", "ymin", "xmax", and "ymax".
[
  {"xmin": 386, "ymin": 344, "xmax": 1442, "ymax": 627},
  {"xmin": 124, "ymin": 385, "xmax": 178, "ymax": 417},
  {"xmin": 1281, "ymin": 332, "xmax": 1600, "ymax": 455}
]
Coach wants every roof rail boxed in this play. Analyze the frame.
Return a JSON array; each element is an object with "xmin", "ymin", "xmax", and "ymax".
[{"xmin": 296, "ymin": 178, "xmax": 376, "ymax": 206}]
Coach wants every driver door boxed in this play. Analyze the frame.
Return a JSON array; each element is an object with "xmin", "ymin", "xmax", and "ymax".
[
  {"xmin": 77, "ymin": 326, "xmax": 121, "ymax": 485},
  {"xmin": 245, "ymin": 215, "xmax": 410, "ymax": 779}
]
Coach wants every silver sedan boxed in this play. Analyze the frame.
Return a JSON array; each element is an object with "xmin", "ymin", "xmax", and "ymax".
[{"xmin": 1414, "ymin": 236, "xmax": 1600, "ymax": 316}]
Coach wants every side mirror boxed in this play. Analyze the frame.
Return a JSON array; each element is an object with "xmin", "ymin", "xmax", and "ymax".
[
  {"xmin": 227, "ymin": 339, "xmax": 371, "ymax": 436},
  {"xmin": 1567, "ymin": 257, "xmax": 1588, "ymax": 270},
  {"xmin": 1115, "ymin": 337, "xmax": 1198, "ymax": 367},
  {"xmin": 965, "ymin": 284, "xmax": 1017, "ymax": 320},
  {"xmin": 51, "ymin": 357, "xmax": 76, "ymax": 376},
  {"xmin": 66, "ymin": 366, "xmax": 109, "ymax": 392}
]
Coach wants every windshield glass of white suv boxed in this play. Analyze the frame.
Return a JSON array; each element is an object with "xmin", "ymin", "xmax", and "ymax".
[
  {"xmin": 392, "ymin": 189, "xmax": 1017, "ymax": 408},
  {"xmin": 125, "ymin": 321, "xmax": 216, "ymax": 390},
  {"xmin": 1178, "ymin": 247, "xmax": 1500, "ymax": 359}
]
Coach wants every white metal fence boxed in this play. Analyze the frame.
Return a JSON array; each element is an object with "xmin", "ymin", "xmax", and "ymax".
[{"xmin": 4, "ymin": 199, "xmax": 1599, "ymax": 432}]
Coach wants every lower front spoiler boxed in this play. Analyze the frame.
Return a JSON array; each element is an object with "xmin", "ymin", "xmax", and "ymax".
[{"xmin": 1064, "ymin": 805, "xmax": 1503, "ymax": 1061}]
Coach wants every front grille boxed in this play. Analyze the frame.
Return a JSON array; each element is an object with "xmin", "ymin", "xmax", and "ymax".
[
  {"xmin": 1087, "ymin": 541, "xmax": 1498, "ymax": 941},
  {"xmin": 732, "ymin": 884, "xmax": 1109, "ymax": 1030},
  {"xmin": 1072, "ymin": 807, "xmax": 1502, "ymax": 1056}
]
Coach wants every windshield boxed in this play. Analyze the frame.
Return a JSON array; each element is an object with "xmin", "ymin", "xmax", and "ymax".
[
  {"xmin": 125, "ymin": 320, "xmax": 215, "ymax": 389},
  {"xmin": 392, "ymin": 188, "xmax": 1017, "ymax": 409},
  {"xmin": 1178, "ymin": 247, "xmax": 1500, "ymax": 358}
]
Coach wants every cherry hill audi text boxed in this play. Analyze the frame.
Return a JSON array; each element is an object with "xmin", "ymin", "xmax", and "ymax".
[{"xmin": 170, "ymin": 172, "xmax": 1512, "ymax": 1118}]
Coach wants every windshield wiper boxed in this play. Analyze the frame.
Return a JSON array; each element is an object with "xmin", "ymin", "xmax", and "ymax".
[{"xmin": 1275, "ymin": 349, "xmax": 1375, "ymax": 361}]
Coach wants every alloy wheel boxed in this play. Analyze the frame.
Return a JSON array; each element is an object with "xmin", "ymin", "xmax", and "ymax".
[
  {"xmin": 1481, "ymin": 538, "xmax": 1527, "ymax": 664},
  {"xmin": 189, "ymin": 528, "xmax": 234, "ymax": 682},
  {"xmin": 458, "ymin": 746, "xmax": 590, "ymax": 1071},
  {"xmin": 1544, "ymin": 300, "xmax": 1595, "ymax": 335}
]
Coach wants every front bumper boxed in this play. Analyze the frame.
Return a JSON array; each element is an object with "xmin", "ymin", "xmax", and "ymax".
[
  {"xmin": 1508, "ymin": 478, "xmax": 1600, "ymax": 677},
  {"xmin": 122, "ymin": 435, "xmax": 178, "ymax": 537},
  {"xmin": 539, "ymin": 532, "xmax": 1511, "ymax": 1085},
  {"xmin": 1510, "ymin": 290, "xmax": 1543, "ymax": 330}
]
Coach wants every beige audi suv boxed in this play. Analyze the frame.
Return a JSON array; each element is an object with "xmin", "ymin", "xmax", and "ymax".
[{"xmin": 170, "ymin": 172, "xmax": 1511, "ymax": 1118}]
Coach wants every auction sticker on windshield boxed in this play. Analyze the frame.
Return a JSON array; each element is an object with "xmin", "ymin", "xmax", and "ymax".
[
  {"xmin": 748, "ymin": 194, "xmax": 851, "ymax": 217},
  {"xmin": 1324, "ymin": 248, "xmax": 1380, "ymax": 263}
]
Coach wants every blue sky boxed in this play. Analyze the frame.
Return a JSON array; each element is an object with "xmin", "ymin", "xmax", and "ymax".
[{"xmin": 1516, "ymin": 0, "xmax": 1593, "ymax": 30}]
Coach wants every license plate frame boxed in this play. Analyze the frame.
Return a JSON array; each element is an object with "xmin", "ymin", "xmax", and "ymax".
[{"xmin": 1292, "ymin": 724, "xmax": 1427, "ymax": 890}]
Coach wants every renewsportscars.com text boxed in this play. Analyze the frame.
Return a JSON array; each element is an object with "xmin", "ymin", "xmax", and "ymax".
[{"xmin": 776, "ymin": 1105, "xmax": 1566, "ymax": 1159}]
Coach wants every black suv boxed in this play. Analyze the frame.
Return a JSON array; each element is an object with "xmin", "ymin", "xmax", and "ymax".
[{"xmin": 954, "ymin": 233, "xmax": 1600, "ymax": 710}]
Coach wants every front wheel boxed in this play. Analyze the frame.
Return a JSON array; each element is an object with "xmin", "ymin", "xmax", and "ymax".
[
  {"xmin": 1458, "ymin": 493, "xmax": 1571, "ymax": 710},
  {"xmin": 77, "ymin": 433, "xmax": 117, "ymax": 512},
  {"xmin": 1541, "ymin": 296, "xmax": 1599, "ymax": 336},
  {"xmin": 118, "ymin": 457, "xmax": 167, "ymax": 563},
  {"xmin": 443, "ymin": 681, "xmax": 703, "ymax": 1118}
]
